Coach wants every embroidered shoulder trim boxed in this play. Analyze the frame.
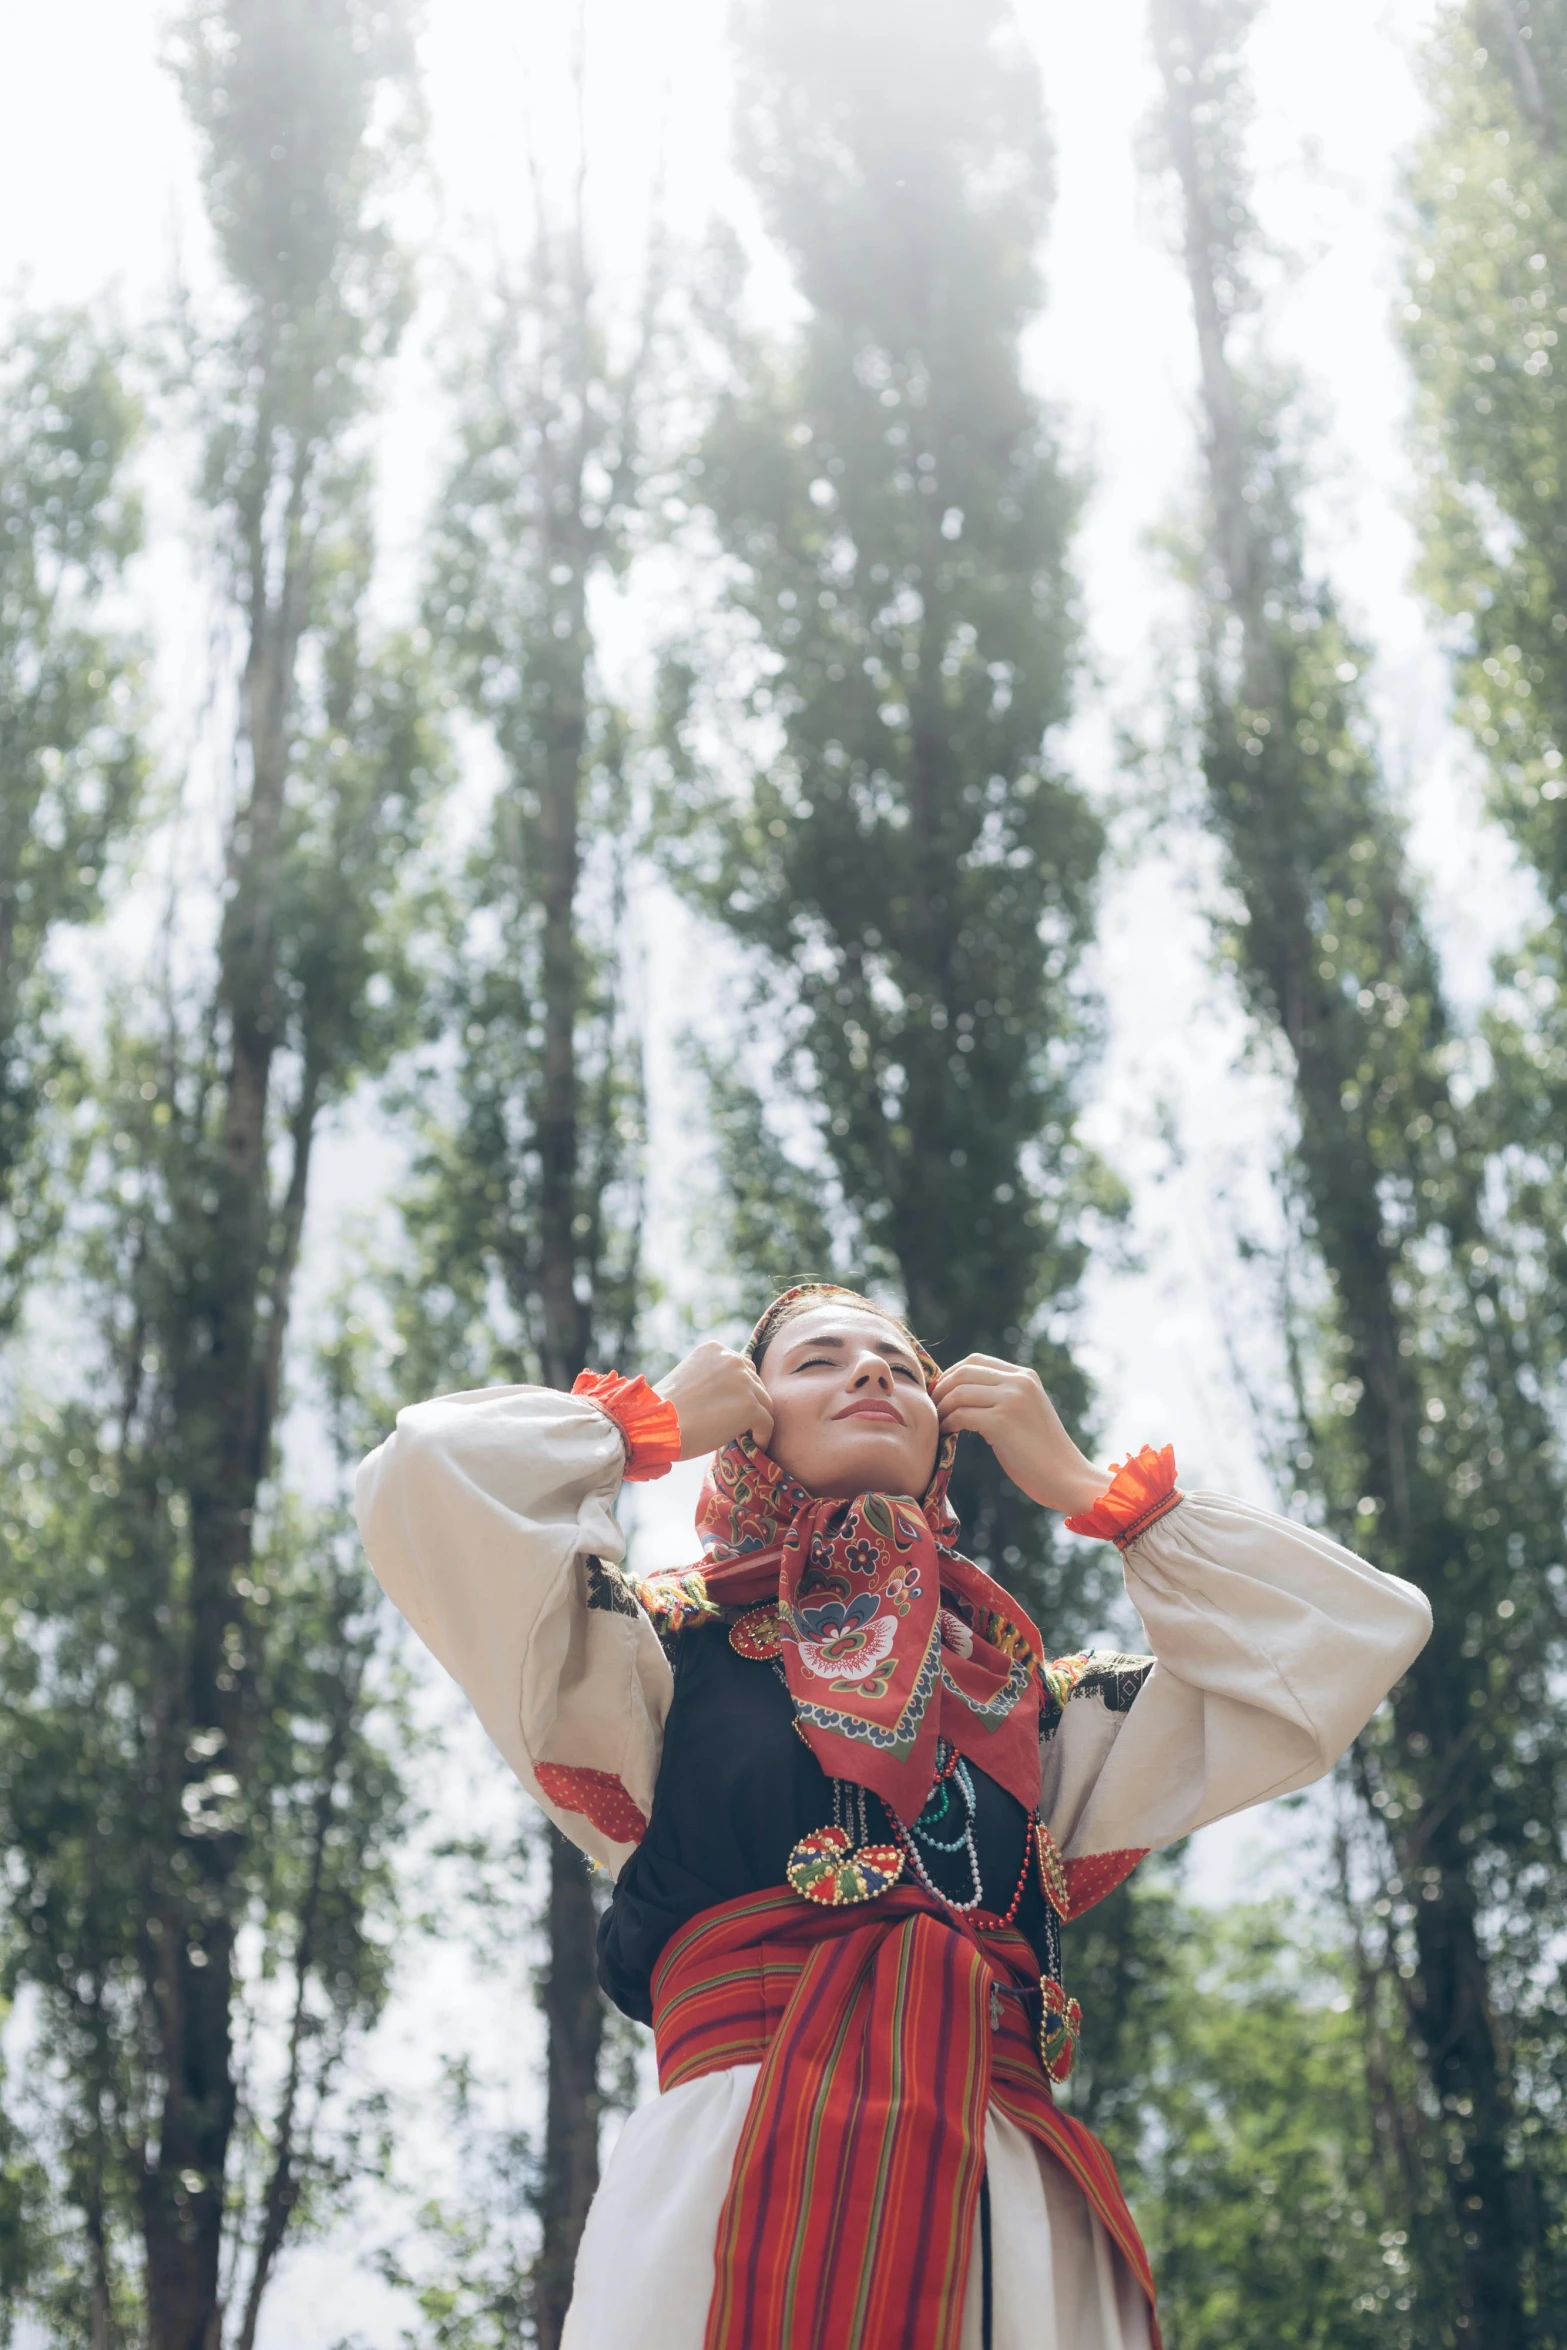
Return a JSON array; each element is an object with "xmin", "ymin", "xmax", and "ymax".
[
  {"xmin": 584, "ymin": 1554, "xmax": 639, "ymax": 1617},
  {"xmin": 1071, "ymin": 1653, "xmax": 1153, "ymax": 1714},
  {"xmin": 1038, "ymin": 1652, "xmax": 1089, "ymax": 1741},
  {"xmin": 1038, "ymin": 1649, "xmax": 1153, "ymax": 1739},
  {"xmin": 632, "ymin": 1566, "xmax": 718, "ymax": 1636},
  {"xmin": 572, "ymin": 1369, "xmax": 682, "ymax": 1482},
  {"xmin": 1064, "ymin": 1444, "xmax": 1181, "ymax": 1549}
]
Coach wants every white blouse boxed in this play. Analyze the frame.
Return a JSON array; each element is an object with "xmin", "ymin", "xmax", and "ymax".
[{"xmin": 355, "ymin": 1383, "xmax": 1433, "ymax": 1883}]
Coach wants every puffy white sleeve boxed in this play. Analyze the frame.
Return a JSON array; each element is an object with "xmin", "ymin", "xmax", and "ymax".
[
  {"xmin": 354, "ymin": 1384, "xmax": 674, "ymax": 1876},
  {"xmin": 1040, "ymin": 1490, "xmax": 1432, "ymax": 1911}
]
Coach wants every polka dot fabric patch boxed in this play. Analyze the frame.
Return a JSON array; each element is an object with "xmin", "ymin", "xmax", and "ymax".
[{"xmin": 536, "ymin": 1762, "xmax": 649, "ymax": 1846}]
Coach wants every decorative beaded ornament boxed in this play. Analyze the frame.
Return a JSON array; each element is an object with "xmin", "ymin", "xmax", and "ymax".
[
  {"xmin": 785, "ymin": 1775, "xmax": 906, "ymax": 1906},
  {"xmin": 1039, "ymin": 1977, "xmax": 1083, "ymax": 2083},
  {"xmin": 729, "ymin": 1602, "xmax": 784, "ymax": 1661},
  {"xmin": 1034, "ymin": 1819, "xmax": 1071, "ymax": 1920},
  {"xmin": 786, "ymin": 1824, "xmax": 907, "ymax": 1907}
]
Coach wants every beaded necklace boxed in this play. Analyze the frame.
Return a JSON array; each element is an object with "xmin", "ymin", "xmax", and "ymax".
[
  {"xmin": 888, "ymin": 1738, "xmax": 1037, "ymax": 1925},
  {"xmin": 773, "ymin": 1660, "xmax": 1036, "ymax": 1925},
  {"xmin": 896, "ymin": 1744, "xmax": 983, "ymax": 1910},
  {"xmin": 759, "ymin": 1619, "xmax": 1076, "ymax": 2071}
]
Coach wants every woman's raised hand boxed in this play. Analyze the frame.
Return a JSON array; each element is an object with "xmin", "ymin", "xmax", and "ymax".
[
  {"xmin": 655, "ymin": 1341, "xmax": 775, "ymax": 1459},
  {"xmin": 931, "ymin": 1353, "xmax": 1108, "ymax": 1517}
]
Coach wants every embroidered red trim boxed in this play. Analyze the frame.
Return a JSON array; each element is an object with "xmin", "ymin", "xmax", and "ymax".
[
  {"xmin": 1061, "ymin": 1847, "xmax": 1149, "ymax": 1918},
  {"xmin": 1035, "ymin": 1820, "xmax": 1071, "ymax": 1919},
  {"xmin": 572, "ymin": 1369, "xmax": 682, "ymax": 1483},
  {"xmin": 1064, "ymin": 1444, "xmax": 1182, "ymax": 1549},
  {"xmin": 535, "ymin": 1761, "xmax": 649, "ymax": 1845}
]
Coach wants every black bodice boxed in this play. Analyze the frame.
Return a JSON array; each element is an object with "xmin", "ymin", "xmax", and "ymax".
[{"xmin": 596, "ymin": 1618, "xmax": 1054, "ymax": 2026}]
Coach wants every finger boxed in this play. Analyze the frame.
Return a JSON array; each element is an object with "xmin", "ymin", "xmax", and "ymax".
[
  {"xmin": 749, "ymin": 1371, "xmax": 776, "ymax": 1442},
  {"xmin": 941, "ymin": 1353, "xmax": 1024, "ymax": 1381},
  {"xmin": 931, "ymin": 1361, "xmax": 1006, "ymax": 1401},
  {"xmin": 936, "ymin": 1381, "xmax": 1012, "ymax": 1418},
  {"xmin": 939, "ymin": 1381, "xmax": 1010, "ymax": 1419},
  {"xmin": 937, "ymin": 1408, "xmax": 992, "ymax": 1438}
]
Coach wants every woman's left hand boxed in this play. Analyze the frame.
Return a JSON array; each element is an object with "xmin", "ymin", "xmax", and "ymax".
[{"xmin": 931, "ymin": 1354, "xmax": 1108, "ymax": 1517}]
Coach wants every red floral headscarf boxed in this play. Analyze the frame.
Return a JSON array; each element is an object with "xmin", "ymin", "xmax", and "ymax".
[{"xmin": 688, "ymin": 1285, "xmax": 1047, "ymax": 1826}]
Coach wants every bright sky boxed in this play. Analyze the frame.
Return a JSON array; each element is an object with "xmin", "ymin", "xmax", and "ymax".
[{"xmin": 0, "ymin": 0, "xmax": 1529, "ymax": 2339}]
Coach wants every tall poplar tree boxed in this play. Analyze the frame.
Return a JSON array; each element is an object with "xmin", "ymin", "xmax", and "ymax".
[
  {"xmin": 0, "ymin": 314, "xmax": 145, "ymax": 1321},
  {"xmin": 1152, "ymin": 2, "xmax": 1567, "ymax": 2338},
  {"xmin": 0, "ymin": 8, "xmax": 438, "ymax": 2345},
  {"xmin": 396, "ymin": 190, "xmax": 653, "ymax": 2350},
  {"xmin": 1402, "ymin": 5, "xmax": 1567, "ymax": 1415},
  {"xmin": 659, "ymin": 0, "xmax": 1113, "ymax": 1625},
  {"xmin": 0, "ymin": 300, "xmax": 145, "ymax": 2337}
]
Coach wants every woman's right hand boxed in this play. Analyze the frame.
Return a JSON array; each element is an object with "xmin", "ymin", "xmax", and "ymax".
[{"xmin": 655, "ymin": 1341, "xmax": 774, "ymax": 1458}]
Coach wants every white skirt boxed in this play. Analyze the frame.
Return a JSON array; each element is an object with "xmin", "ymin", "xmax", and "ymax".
[{"xmin": 562, "ymin": 2062, "xmax": 1154, "ymax": 2349}]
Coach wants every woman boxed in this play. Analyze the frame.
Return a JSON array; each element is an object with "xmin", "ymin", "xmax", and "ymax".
[{"xmin": 357, "ymin": 1283, "xmax": 1431, "ymax": 2350}]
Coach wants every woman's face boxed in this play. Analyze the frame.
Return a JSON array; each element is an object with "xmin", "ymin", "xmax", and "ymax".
[{"xmin": 756, "ymin": 1304, "xmax": 939, "ymax": 1502}]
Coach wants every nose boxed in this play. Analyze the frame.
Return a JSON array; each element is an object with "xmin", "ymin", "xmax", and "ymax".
[{"xmin": 850, "ymin": 1353, "xmax": 894, "ymax": 1392}]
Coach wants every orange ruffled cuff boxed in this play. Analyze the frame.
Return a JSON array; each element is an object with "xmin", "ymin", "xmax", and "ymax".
[
  {"xmin": 1064, "ymin": 1443, "xmax": 1182, "ymax": 1549},
  {"xmin": 572, "ymin": 1370, "xmax": 682, "ymax": 1483}
]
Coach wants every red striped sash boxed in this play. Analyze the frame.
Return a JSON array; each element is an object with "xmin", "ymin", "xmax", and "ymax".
[{"xmin": 651, "ymin": 1885, "xmax": 1159, "ymax": 2350}]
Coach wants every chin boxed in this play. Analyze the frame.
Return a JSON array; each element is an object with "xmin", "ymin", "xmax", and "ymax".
[{"xmin": 814, "ymin": 1445, "xmax": 929, "ymax": 1501}]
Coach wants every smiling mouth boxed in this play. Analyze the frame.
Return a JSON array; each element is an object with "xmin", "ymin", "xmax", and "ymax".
[{"xmin": 834, "ymin": 1402, "xmax": 905, "ymax": 1423}]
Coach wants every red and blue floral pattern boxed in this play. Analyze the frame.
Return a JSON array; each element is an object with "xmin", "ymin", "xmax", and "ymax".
[{"xmin": 688, "ymin": 1298, "xmax": 1049, "ymax": 1830}]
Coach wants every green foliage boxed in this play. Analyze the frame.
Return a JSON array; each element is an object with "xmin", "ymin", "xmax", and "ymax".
[
  {"xmin": 659, "ymin": 0, "xmax": 1119, "ymax": 1627},
  {"xmin": 0, "ymin": 1404, "xmax": 413, "ymax": 2337},
  {"xmin": 0, "ymin": 313, "xmax": 145, "ymax": 1321},
  {"xmin": 1092, "ymin": 1898, "xmax": 1428, "ymax": 2350},
  {"xmin": 0, "ymin": 2026, "xmax": 49, "ymax": 2339},
  {"xmin": 169, "ymin": 0, "xmax": 420, "ymax": 412},
  {"xmin": 392, "ymin": 242, "xmax": 652, "ymax": 1401},
  {"xmin": 1403, "ymin": 2, "xmax": 1567, "ymax": 1389},
  {"xmin": 1403, "ymin": 2, "xmax": 1567, "ymax": 911},
  {"xmin": 0, "ymin": 7, "xmax": 444, "ymax": 2343},
  {"xmin": 1153, "ymin": 0, "xmax": 1567, "ymax": 2332},
  {"xmin": 375, "ymin": 2061, "xmax": 533, "ymax": 2350},
  {"xmin": 386, "ymin": 689, "xmax": 641, "ymax": 1402},
  {"xmin": 691, "ymin": 1046, "xmax": 840, "ymax": 1306},
  {"xmin": 380, "ymin": 203, "xmax": 658, "ymax": 2346}
]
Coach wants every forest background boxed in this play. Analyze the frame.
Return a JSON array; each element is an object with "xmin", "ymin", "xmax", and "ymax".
[{"xmin": 3, "ymin": 0, "xmax": 1566, "ymax": 2346}]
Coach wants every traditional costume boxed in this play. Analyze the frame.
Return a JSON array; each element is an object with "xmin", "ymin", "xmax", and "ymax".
[{"xmin": 355, "ymin": 1289, "xmax": 1431, "ymax": 2349}]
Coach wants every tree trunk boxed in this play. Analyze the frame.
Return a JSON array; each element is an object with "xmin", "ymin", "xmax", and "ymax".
[
  {"xmin": 535, "ymin": 617, "xmax": 590, "ymax": 1400},
  {"xmin": 532, "ymin": 1827, "xmax": 607, "ymax": 2350},
  {"xmin": 529, "ymin": 560, "xmax": 607, "ymax": 2338},
  {"xmin": 234, "ymin": 1634, "xmax": 361, "ymax": 2350},
  {"xmin": 139, "ymin": 1921, "xmax": 238, "ymax": 2350},
  {"xmin": 1495, "ymin": 0, "xmax": 1554, "ymax": 141},
  {"xmin": 141, "ymin": 477, "xmax": 311, "ymax": 2350}
]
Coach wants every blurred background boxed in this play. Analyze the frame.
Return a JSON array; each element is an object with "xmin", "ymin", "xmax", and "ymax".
[{"xmin": 0, "ymin": 0, "xmax": 1563, "ymax": 2343}]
